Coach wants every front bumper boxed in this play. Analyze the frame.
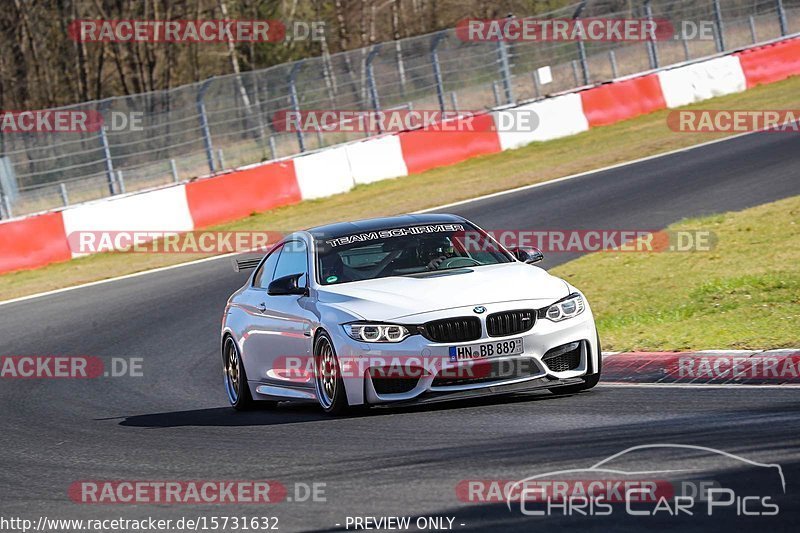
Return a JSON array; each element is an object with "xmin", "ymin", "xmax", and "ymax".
[{"xmin": 330, "ymin": 299, "xmax": 599, "ymax": 406}]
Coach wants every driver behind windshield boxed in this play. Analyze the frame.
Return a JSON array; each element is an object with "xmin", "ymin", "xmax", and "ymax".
[
  {"xmin": 417, "ymin": 236, "xmax": 458, "ymax": 270},
  {"xmin": 316, "ymin": 225, "xmax": 511, "ymax": 285}
]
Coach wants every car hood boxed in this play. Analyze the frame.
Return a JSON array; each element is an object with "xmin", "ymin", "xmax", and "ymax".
[{"xmin": 316, "ymin": 262, "xmax": 569, "ymax": 321}]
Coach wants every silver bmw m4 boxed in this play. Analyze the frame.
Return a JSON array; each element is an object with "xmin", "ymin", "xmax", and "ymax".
[{"xmin": 222, "ymin": 213, "xmax": 600, "ymax": 414}]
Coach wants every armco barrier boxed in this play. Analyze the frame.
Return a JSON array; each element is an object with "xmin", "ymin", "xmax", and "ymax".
[
  {"xmin": 345, "ymin": 135, "xmax": 408, "ymax": 185},
  {"xmin": 657, "ymin": 55, "xmax": 746, "ymax": 108},
  {"xmin": 185, "ymin": 161, "xmax": 299, "ymax": 228},
  {"xmin": 0, "ymin": 212, "xmax": 72, "ymax": 273},
  {"xmin": 494, "ymin": 93, "xmax": 589, "ymax": 150},
  {"xmin": 580, "ymin": 75, "xmax": 666, "ymax": 127},
  {"xmin": 2, "ymin": 37, "xmax": 800, "ymax": 275},
  {"xmin": 398, "ymin": 113, "xmax": 502, "ymax": 174},
  {"xmin": 737, "ymin": 37, "xmax": 800, "ymax": 88}
]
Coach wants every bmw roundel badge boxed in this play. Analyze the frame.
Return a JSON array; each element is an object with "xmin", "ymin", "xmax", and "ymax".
[{"xmin": 473, "ymin": 306, "xmax": 486, "ymax": 314}]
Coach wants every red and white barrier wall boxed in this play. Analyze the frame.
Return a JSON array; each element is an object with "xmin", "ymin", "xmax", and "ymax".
[{"xmin": 2, "ymin": 37, "xmax": 799, "ymax": 275}]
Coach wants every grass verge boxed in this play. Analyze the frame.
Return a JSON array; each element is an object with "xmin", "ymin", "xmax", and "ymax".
[
  {"xmin": 552, "ymin": 195, "xmax": 800, "ymax": 351},
  {"xmin": 2, "ymin": 75, "xmax": 800, "ymax": 301}
]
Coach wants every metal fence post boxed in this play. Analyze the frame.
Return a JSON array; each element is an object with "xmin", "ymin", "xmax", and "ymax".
[
  {"xmin": 682, "ymin": 36, "xmax": 691, "ymax": 60},
  {"xmin": 644, "ymin": 0, "xmax": 659, "ymax": 69},
  {"xmin": 496, "ymin": 38, "xmax": 515, "ymax": 104},
  {"xmin": 196, "ymin": 79, "xmax": 216, "ymax": 174},
  {"xmin": 609, "ymin": 50, "xmax": 619, "ymax": 79},
  {"xmin": 491, "ymin": 82, "xmax": 501, "ymax": 107},
  {"xmin": 0, "ymin": 176, "xmax": 7, "ymax": 219},
  {"xmin": 573, "ymin": 1, "xmax": 590, "ymax": 86},
  {"xmin": 430, "ymin": 32, "xmax": 447, "ymax": 113},
  {"xmin": 268, "ymin": 136, "xmax": 277, "ymax": 160},
  {"xmin": 532, "ymin": 70, "xmax": 541, "ymax": 98},
  {"xmin": 0, "ymin": 192, "xmax": 11, "ymax": 219},
  {"xmin": 116, "ymin": 170, "xmax": 125, "ymax": 194},
  {"xmin": 749, "ymin": 16, "xmax": 757, "ymax": 44},
  {"xmin": 59, "ymin": 183, "xmax": 69, "ymax": 206},
  {"xmin": 366, "ymin": 45, "xmax": 383, "ymax": 133},
  {"xmin": 395, "ymin": 40, "xmax": 407, "ymax": 96},
  {"xmin": 288, "ymin": 62, "xmax": 306, "ymax": 153},
  {"xmin": 217, "ymin": 149, "xmax": 225, "ymax": 170},
  {"xmin": 450, "ymin": 91, "xmax": 459, "ymax": 112},
  {"xmin": 98, "ymin": 101, "xmax": 115, "ymax": 196},
  {"xmin": 712, "ymin": 0, "xmax": 726, "ymax": 52},
  {"xmin": 571, "ymin": 60, "xmax": 581, "ymax": 86},
  {"xmin": 777, "ymin": 0, "xmax": 788, "ymax": 36},
  {"xmin": 170, "ymin": 159, "xmax": 179, "ymax": 182},
  {"xmin": 576, "ymin": 39, "xmax": 590, "ymax": 85}
]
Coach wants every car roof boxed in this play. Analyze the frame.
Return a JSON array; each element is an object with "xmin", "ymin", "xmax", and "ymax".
[{"xmin": 306, "ymin": 213, "xmax": 467, "ymax": 241}]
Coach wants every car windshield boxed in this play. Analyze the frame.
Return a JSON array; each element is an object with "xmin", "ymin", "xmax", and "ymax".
[{"xmin": 315, "ymin": 223, "xmax": 512, "ymax": 285}]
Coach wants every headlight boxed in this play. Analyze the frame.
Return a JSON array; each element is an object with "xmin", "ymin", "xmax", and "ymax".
[
  {"xmin": 344, "ymin": 323, "xmax": 412, "ymax": 343},
  {"xmin": 542, "ymin": 293, "xmax": 585, "ymax": 322}
]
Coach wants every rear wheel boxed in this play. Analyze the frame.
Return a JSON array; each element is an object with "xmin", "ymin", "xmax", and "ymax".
[
  {"xmin": 549, "ymin": 335, "xmax": 602, "ymax": 395},
  {"xmin": 314, "ymin": 332, "xmax": 349, "ymax": 415},
  {"xmin": 224, "ymin": 336, "xmax": 277, "ymax": 410}
]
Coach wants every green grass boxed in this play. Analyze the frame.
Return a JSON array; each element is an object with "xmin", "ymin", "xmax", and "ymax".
[
  {"xmin": 2, "ymin": 75, "xmax": 800, "ymax": 302},
  {"xmin": 552, "ymin": 196, "xmax": 800, "ymax": 351}
]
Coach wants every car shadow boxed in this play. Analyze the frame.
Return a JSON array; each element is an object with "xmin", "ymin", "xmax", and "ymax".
[{"xmin": 110, "ymin": 389, "xmax": 571, "ymax": 427}]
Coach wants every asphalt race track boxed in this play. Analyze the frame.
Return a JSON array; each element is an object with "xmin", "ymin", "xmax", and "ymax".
[{"xmin": 1, "ymin": 130, "xmax": 799, "ymax": 531}]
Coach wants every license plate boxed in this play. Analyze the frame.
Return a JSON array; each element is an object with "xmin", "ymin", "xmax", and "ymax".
[{"xmin": 449, "ymin": 338, "xmax": 523, "ymax": 362}]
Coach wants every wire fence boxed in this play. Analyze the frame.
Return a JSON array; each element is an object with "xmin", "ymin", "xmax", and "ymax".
[{"xmin": 1, "ymin": 0, "xmax": 799, "ymax": 219}]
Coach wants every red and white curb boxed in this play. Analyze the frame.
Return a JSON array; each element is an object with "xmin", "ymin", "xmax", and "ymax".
[{"xmin": 601, "ymin": 349, "xmax": 800, "ymax": 385}]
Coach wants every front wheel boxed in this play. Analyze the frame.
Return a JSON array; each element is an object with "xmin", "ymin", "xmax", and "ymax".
[
  {"xmin": 549, "ymin": 335, "xmax": 602, "ymax": 395},
  {"xmin": 314, "ymin": 332, "xmax": 349, "ymax": 415}
]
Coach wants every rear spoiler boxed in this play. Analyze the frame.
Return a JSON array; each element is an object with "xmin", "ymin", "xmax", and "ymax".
[{"xmin": 232, "ymin": 256, "xmax": 263, "ymax": 272}]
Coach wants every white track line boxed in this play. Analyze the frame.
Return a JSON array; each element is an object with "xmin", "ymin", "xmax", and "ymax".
[
  {"xmin": 0, "ymin": 252, "xmax": 242, "ymax": 307},
  {"xmin": 416, "ymin": 128, "xmax": 761, "ymax": 213},
  {"xmin": 0, "ymin": 126, "xmax": 765, "ymax": 307}
]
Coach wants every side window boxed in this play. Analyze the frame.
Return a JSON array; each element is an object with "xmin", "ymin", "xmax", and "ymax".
[
  {"xmin": 273, "ymin": 240, "xmax": 309, "ymax": 287},
  {"xmin": 253, "ymin": 245, "xmax": 282, "ymax": 289}
]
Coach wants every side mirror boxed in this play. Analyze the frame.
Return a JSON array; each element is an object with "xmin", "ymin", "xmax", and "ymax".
[
  {"xmin": 511, "ymin": 246, "xmax": 544, "ymax": 264},
  {"xmin": 267, "ymin": 273, "xmax": 309, "ymax": 296}
]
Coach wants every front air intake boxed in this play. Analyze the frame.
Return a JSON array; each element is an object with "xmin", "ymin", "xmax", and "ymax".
[
  {"xmin": 421, "ymin": 317, "xmax": 481, "ymax": 343},
  {"xmin": 542, "ymin": 341, "xmax": 583, "ymax": 372},
  {"xmin": 486, "ymin": 310, "xmax": 535, "ymax": 337}
]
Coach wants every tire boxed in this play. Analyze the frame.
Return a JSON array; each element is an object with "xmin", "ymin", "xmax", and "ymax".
[
  {"xmin": 223, "ymin": 336, "xmax": 277, "ymax": 411},
  {"xmin": 313, "ymin": 331, "xmax": 349, "ymax": 415},
  {"xmin": 549, "ymin": 334, "xmax": 602, "ymax": 395}
]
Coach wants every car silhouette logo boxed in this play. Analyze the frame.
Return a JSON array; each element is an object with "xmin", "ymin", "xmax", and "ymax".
[{"xmin": 473, "ymin": 306, "xmax": 486, "ymax": 314}]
